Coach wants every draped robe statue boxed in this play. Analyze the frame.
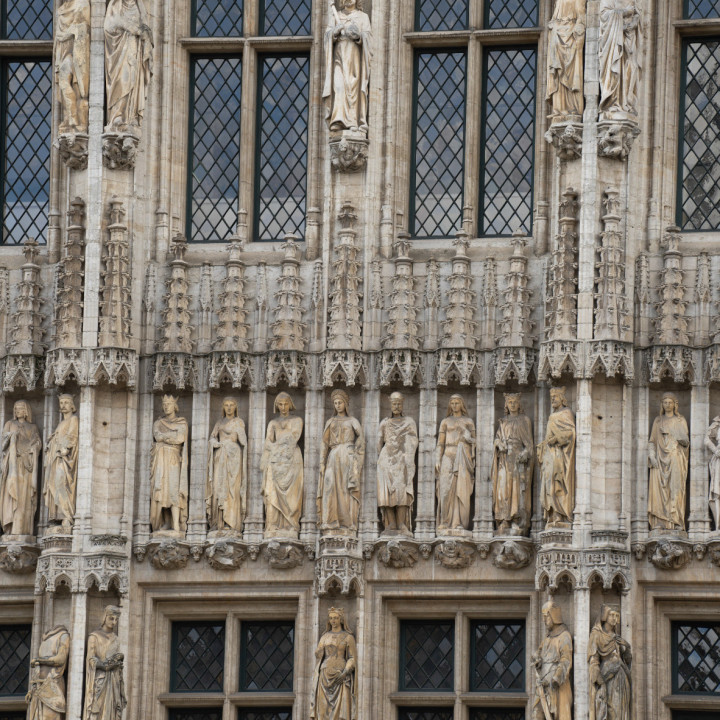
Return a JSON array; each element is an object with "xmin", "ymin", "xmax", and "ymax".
[
  {"xmin": 26, "ymin": 625, "xmax": 70, "ymax": 720},
  {"xmin": 56, "ymin": 0, "xmax": 90, "ymax": 134},
  {"xmin": 547, "ymin": 0, "xmax": 586, "ymax": 122},
  {"xmin": 0, "ymin": 400, "xmax": 41, "ymax": 536},
  {"xmin": 648, "ymin": 393, "xmax": 689, "ymax": 532},
  {"xmin": 261, "ymin": 392, "xmax": 304, "ymax": 538},
  {"xmin": 705, "ymin": 415, "xmax": 720, "ymax": 530}
]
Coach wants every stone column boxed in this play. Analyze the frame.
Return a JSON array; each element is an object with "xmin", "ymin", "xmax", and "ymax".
[
  {"xmin": 187, "ymin": 387, "xmax": 209, "ymax": 543},
  {"xmin": 243, "ymin": 383, "xmax": 267, "ymax": 544},
  {"xmin": 573, "ymin": 379, "xmax": 593, "ymax": 543},
  {"xmin": 65, "ymin": 590, "xmax": 88, "ymax": 720},
  {"xmin": 689, "ymin": 382, "xmax": 711, "ymax": 538},
  {"xmin": 74, "ymin": 386, "xmax": 96, "ymax": 550},
  {"xmin": 132, "ymin": 366, "xmax": 154, "ymax": 543},
  {"xmin": 301, "ymin": 380, "xmax": 324, "ymax": 545},
  {"xmin": 632, "ymin": 384, "xmax": 650, "ymax": 543},
  {"xmin": 360, "ymin": 380, "xmax": 380, "ymax": 542},
  {"xmin": 474, "ymin": 386, "xmax": 494, "ymax": 539},
  {"xmin": 415, "ymin": 377, "xmax": 437, "ymax": 540},
  {"xmin": 573, "ymin": 586, "xmax": 591, "ymax": 720}
]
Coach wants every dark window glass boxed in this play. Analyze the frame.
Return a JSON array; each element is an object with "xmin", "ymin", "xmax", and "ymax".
[
  {"xmin": 193, "ymin": 0, "xmax": 243, "ymax": 37},
  {"xmin": 673, "ymin": 622, "xmax": 720, "ymax": 694},
  {"xmin": 255, "ymin": 54, "xmax": 309, "ymax": 241},
  {"xmin": 4, "ymin": 0, "xmax": 52, "ymax": 40},
  {"xmin": 237, "ymin": 711, "xmax": 292, "ymax": 720},
  {"xmin": 187, "ymin": 56, "xmax": 242, "ymax": 243},
  {"xmin": 398, "ymin": 710, "xmax": 453, "ymax": 720},
  {"xmin": 0, "ymin": 624, "xmax": 31, "ymax": 695},
  {"xmin": 0, "ymin": 713, "xmax": 27, "ymax": 720},
  {"xmin": 672, "ymin": 713, "xmax": 720, "ymax": 720},
  {"xmin": 171, "ymin": 621, "xmax": 225, "ymax": 693},
  {"xmin": 2, "ymin": 60, "xmax": 51, "ymax": 246},
  {"xmin": 678, "ymin": 39, "xmax": 720, "ymax": 230},
  {"xmin": 262, "ymin": 0, "xmax": 311, "ymax": 36},
  {"xmin": 410, "ymin": 50, "xmax": 466, "ymax": 238},
  {"xmin": 400, "ymin": 620, "xmax": 454, "ymax": 691},
  {"xmin": 470, "ymin": 710, "xmax": 526, "ymax": 720},
  {"xmin": 685, "ymin": 0, "xmax": 720, "ymax": 19},
  {"xmin": 169, "ymin": 710, "xmax": 223, "ymax": 720},
  {"xmin": 240, "ymin": 622, "xmax": 294, "ymax": 691},
  {"xmin": 471, "ymin": 620, "xmax": 525, "ymax": 691},
  {"xmin": 480, "ymin": 46, "xmax": 536, "ymax": 237},
  {"xmin": 485, "ymin": 0, "xmax": 538, "ymax": 29},
  {"xmin": 415, "ymin": 0, "xmax": 468, "ymax": 31}
]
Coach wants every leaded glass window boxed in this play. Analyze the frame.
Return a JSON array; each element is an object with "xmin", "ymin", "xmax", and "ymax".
[
  {"xmin": 188, "ymin": 57, "xmax": 242, "ymax": 243},
  {"xmin": 262, "ymin": 0, "xmax": 312, "ymax": 36},
  {"xmin": 684, "ymin": 0, "xmax": 720, "ymax": 19},
  {"xmin": 673, "ymin": 621, "xmax": 720, "ymax": 694},
  {"xmin": 193, "ymin": 0, "xmax": 243, "ymax": 37},
  {"xmin": 398, "ymin": 710, "xmax": 453, "ymax": 720},
  {"xmin": 237, "ymin": 711, "xmax": 292, "ymax": 720},
  {"xmin": 469, "ymin": 710, "xmax": 526, "ymax": 720},
  {"xmin": 240, "ymin": 622, "xmax": 294, "ymax": 691},
  {"xmin": 485, "ymin": 0, "xmax": 538, "ymax": 29},
  {"xmin": 0, "ymin": 624, "xmax": 31, "ymax": 695},
  {"xmin": 4, "ymin": 0, "xmax": 52, "ymax": 40},
  {"xmin": 255, "ymin": 54, "xmax": 309, "ymax": 241},
  {"xmin": 415, "ymin": 0, "xmax": 468, "ymax": 32},
  {"xmin": 471, "ymin": 620, "xmax": 525, "ymax": 691},
  {"xmin": 480, "ymin": 47, "xmax": 536, "ymax": 237},
  {"xmin": 169, "ymin": 710, "xmax": 223, "ymax": 720},
  {"xmin": 678, "ymin": 39, "xmax": 720, "ymax": 231},
  {"xmin": 410, "ymin": 50, "xmax": 466, "ymax": 239},
  {"xmin": 400, "ymin": 620, "xmax": 454, "ymax": 691},
  {"xmin": 171, "ymin": 621, "xmax": 225, "ymax": 693}
]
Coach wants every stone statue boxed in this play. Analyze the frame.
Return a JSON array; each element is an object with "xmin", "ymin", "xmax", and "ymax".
[
  {"xmin": 104, "ymin": 0, "xmax": 153, "ymax": 133},
  {"xmin": 532, "ymin": 600, "xmax": 573, "ymax": 720},
  {"xmin": 261, "ymin": 392, "xmax": 304, "ymax": 538},
  {"xmin": 26, "ymin": 625, "xmax": 71, "ymax": 720},
  {"xmin": 491, "ymin": 393, "xmax": 534, "ymax": 535},
  {"xmin": 44, "ymin": 395, "xmax": 79, "ymax": 533},
  {"xmin": 310, "ymin": 607, "xmax": 357, "ymax": 720},
  {"xmin": 323, "ymin": 0, "xmax": 372, "ymax": 135},
  {"xmin": 206, "ymin": 398, "xmax": 247, "ymax": 535},
  {"xmin": 599, "ymin": 1, "xmax": 641, "ymax": 120},
  {"xmin": 150, "ymin": 395, "xmax": 188, "ymax": 536},
  {"xmin": 537, "ymin": 387, "xmax": 576, "ymax": 528},
  {"xmin": 377, "ymin": 392, "xmax": 418, "ymax": 535},
  {"xmin": 705, "ymin": 415, "xmax": 720, "ymax": 530},
  {"xmin": 319, "ymin": 389, "xmax": 365, "ymax": 534},
  {"xmin": 588, "ymin": 604, "xmax": 632, "ymax": 720},
  {"xmin": 547, "ymin": 0, "xmax": 586, "ymax": 123},
  {"xmin": 648, "ymin": 392, "xmax": 689, "ymax": 532},
  {"xmin": 56, "ymin": 0, "xmax": 90, "ymax": 134},
  {"xmin": 0, "ymin": 400, "xmax": 41, "ymax": 536},
  {"xmin": 83, "ymin": 606, "xmax": 126, "ymax": 720},
  {"xmin": 435, "ymin": 395, "xmax": 476, "ymax": 533}
]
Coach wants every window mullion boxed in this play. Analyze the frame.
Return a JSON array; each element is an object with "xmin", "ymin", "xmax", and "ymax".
[
  {"xmin": 238, "ymin": 42, "xmax": 256, "ymax": 239},
  {"xmin": 464, "ymin": 37, "xmax": 482, "ymax": 237}
]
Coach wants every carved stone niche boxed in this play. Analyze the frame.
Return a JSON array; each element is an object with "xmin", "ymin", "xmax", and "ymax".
[
  {"xmin": 645, "ymin": 346, "xmax": 698, "ymax": 384},
  {"xmin": 315, "ymin": 536, "xmax": 364, "ymax": 596},
  {"xmin": 491, "ymin": 538, "xmax": 534, "ymax": 570},
  {"xmin": 153, "ymin": 353, "xmax": 198, "ymax": 391},
  {"xmin": 0, "ymin": 542, "xmax": 40, "ymax": 574},
  {"xmin": 537, "ymin": 340, "xmax": 584, "ymax": 381},
  {"xmin": 321, "ymin": 350, "xmax": 369, "ymax": 388},
  {"xmin": 205, "ymin": 538, "xmax": 247, "ymax": 570},
  {"xmin": 58, "ymin": 133, "xmax": 89, "ymax": 170},
  {"xmin": 544, "ymin": 121, "xmax": 583, "ymax": 161},
  {"xmin": 646, "ymin": 538, "xmax": 693, "ymax": 570},
  {"xmin": 586, "ymin": 341, "xmax": 634, "ymax": 382},
  {"xmin": 597, "ymin": 119, "xmax": 640, "ymax": 160},
  {"xmin": 3, "ymin": 355, "xmax": 44, "ymax": 393},
  {"xmin": 581, "ymin": 548, "xmax": 631, "ymax": 593},
  {"xmin": 102, "ymin": 131, "xmax": 140, "ymax": 170},
  {"xmin": 434, "ymin": 538, "xmax": 476, "ymax": 569},
  {"xmin": 329, "ymin": 132, "xmax": 369, "ymax": 172},
  {"xmin": 208, "ymin": 351, "xmax": 254, "ymax": 389}
]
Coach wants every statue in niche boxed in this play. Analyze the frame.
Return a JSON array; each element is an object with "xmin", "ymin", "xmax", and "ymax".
[
  {"xmin": 56, "ymin": 0, "xmax": 90, "ymax": 134},
  {"xmin": 261, "ymin": 392, "xmax": 304, "ymax": 538},
  {"xmin": 377, "ymin": 392, "xmax": 418, "ymax": 535},
  {"xmin": 323, "ymin": 0, "xmax": 372, "ymax": 135},
  {"xmin": 546, "ymin": 0, "xmax": 586, "ymax": 123},
  {"xmin": 705, "ymin": 414, "xmax": 720, "ymax": 530},
  {"xmin": 319, "ymin": 390, "xmax": 365, "ymax": 534},
  {"xmin": 150, "ymin": 395, "xmax": 188, "ymax": 536},
  {"xmin": 83, "ymin": 606, "xmax": 126, "ymax": 720},
  {"xmin": 537, "ymin": 387, "xmax": 576, "ymax": 529},
  {"xmin": 26, "ymin": 625, "xmax": 71, "ymax": 720},
  {"xmin": 599, "ymin": 1, "xmax": 641, "ymax": 120},
  {"xmin": 310, "ymin": 607, "xmax": 357, "ymax": 720},
  {"xmin": 44, "ymin": 395, "xmax": 79, "ymax": 533},
  {"xmin": 648, "ymin": 392, "xmax": 689, "ymax": 532},
  {"xmin": 532, "ymin": 600, "xmax": 573, "ymax": 720},
  {"xmin": 0, "ymin": 400, "xmax": 41, "ymax": 536},
  {"xmin": 206, "ymin": 397, "xmax": 247, "ymax": 535},
  {"xmin": 588, "ymin": 604, "xmax": 632, "ymax": 720},
  {"xmin": 491, "ymin": 392, "xmax": 534, "ymax": 536},
  {"xmin": 435, "ymin": 395, "xmax": 476, "ymax": 533},
  {"xmin": 104, "ymin": 0, "xmax": 153, "ymax": 133}
]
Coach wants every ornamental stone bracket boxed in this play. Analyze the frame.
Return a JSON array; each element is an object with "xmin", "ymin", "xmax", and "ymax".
[
  {"xmin": 586, "ymin": 340, "xmax": 634, "ymax": 382},
  {"xmin": 329, "ymin": 133, "xmax": 369, "ymax": 172},
  {"xmin": 207, "ymin": 350, "xmax": 255, "ymax": 389},
  {"xmin": 205, "ymin": 538, "xmax": 247, "ymax": 570},
  {"xmin": 321, "ymin": 350, "xmax": 369, "ymax": 388},
  {"xmin": 537, "ymin": 340, "xmax": 584, "ymax": 381},
  {"xmin": 434, "ymin": 538, "xmax": 478, "ymax": 569},
  {"xmin": 57, "ymin": 133, "xmax": 89, "ymax": 170},
  {"xmin": 491, "ymin": 538, "xmax": 534, "ymax": 570},
  {"xmin": 645, "ymin": 537, "xmax": 694, "ymax": 570},
  {"xmin": 315, "ymin": 536, "xmax": 364, "ymax": 596},
  {"xmin": 544, "ymin": 121, "xmax": 583, "ymax": 161},
  {"xmin": 152, "ymin": 352, "xmax": 199, "ymax": 391},
  {"xmin": 264, "ymin": 539, "xmax": 309, "ymax": 569},
  {"xmin": 102, "ymin": 130, "xmax": 140, "ymax": 170},
  {"xmin": 266, "ymin": 350, "xmax": 309, "ymax": 388},
  {"xmin": 493, "ymin": 347, "xmax": 537, "ymax": 386},
  {"xmin": 644, "ymin": 345, "xmax": 699, "ymax": 384},
  {"xmin": 0, "ymin": 538, "xmax": 40, "ymax": 574},
  {"xmin": 379, "ymin": 349, "xmax": 422, "ymax": 388},
  {"xmin": 44, "ymin": 347, "xmax": 138, "ymax": 389},
  {"xmin": 597, "ymin": 119, "xmax": 640, "ymax": 160},
  {"xmin": 375, "ymin": 538, "xmax": 422, "ymax": 568},
  {"xmin": 2, "ymin": 355, "xmax": 45, "ymax": 392}
]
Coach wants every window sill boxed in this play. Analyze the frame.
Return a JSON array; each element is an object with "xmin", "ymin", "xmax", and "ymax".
[
  {"xmin": 180, "ymin": 36, "xmax": 312, "ymax": 52},
  {"xmin": 674, "ymin": 18, "xmax": 720, "ymax": 36},
  {"xmin": 158, "ymin": 693, "xmax": 225, "ymax": 707},
  {"xmin": 228, "ymin": 692, "xmax": 294, "ymax": 706},
  {"xmin": 0, "ymin": 40, "xmax": 52, "ymax": 55},
  {"xmin": 662, "ymin": 694, "xmax": 720, "ymax": 710},
  {"xmin": 389, "ymin": 692, "xmax": 456, "ymax": 705},
  {"xmin": 0, "ymin": 697, "xmax": 27, "ymax": 712},
  {"xmin": 459, "ymin": 692, "xmax": 528, "ymax": 706}
]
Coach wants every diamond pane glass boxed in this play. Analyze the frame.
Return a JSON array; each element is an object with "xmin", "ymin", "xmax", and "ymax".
[
  {"xmin": 0, "ymin": 625, "xmax": 31, "ymax": 695},
  {"xmin": 685, "ymin": 0, "xmax": 720, "ymax": 19},
  {"xmin": 237, "ymin": 711, "xmax": 292, "ymax": 720},
  {"xmin": 400, "ymin": 620, "xmax": 454, "ymax": 691},
  {"xmin": 398, "ymin": 710, "xmax": 453, "ymax": 720},
  {"xmin": 678, "ymin": 40, "xmax": 720, "ymax": 230},
  {"xmin": 3, "ymin": 61, "xmax": 51, "ymax": 246},
  {"xmin": 416, "ymin": 0, "xmax": 467, "ymax": 31},
  {"xmin": 480, "ymin": 47, "xmax": 536, "ymax": 237},
  {"xmin": 472, "ymin": 621, "xmax": 525, "ymax": 691},
  {"xmin": 262, "ymin": 0, "xmax": 311, "ymax": 36},
  {"xmin": 411, "ymin": 51, "xmax": 466, "ymax": 238},
  {"xmin": 193, "ymin": 0, "xmax": 243, "ymax": 37},
  {"xmin": 470, "ymin": 710, "xmax": 526, "ymax": 720},
  {"xmin": 188, "ymin": 57, "xmax": 242, "ymax": 243},
  {"xmin": 240, "ymin": 622, "xmax": 294, "ymax": 691},
  {"xmin": 674, "ymin": 622, "xmax": 720, "ymax": 693},
  {"xmin": 170, "ymin": 710, "xmax": 223, "ymax": 720},
  {"xmin": 486, "ymin": 0, "xmax": 538, "ymax": 28},
  {"xmin": 171, "ymin": 622, "xmax": 225, "ymax": 692},
  {"xmin": 256, "ymin": 55, "xmax": 309, "ymax": 241},
  {"xmin": 5, "ymin": 0, "xmax": 52, "ymax": 40}
]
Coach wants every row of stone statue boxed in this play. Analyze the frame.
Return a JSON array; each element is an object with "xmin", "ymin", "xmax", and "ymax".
[{"xmin": 0, "ymin": 389, "xmax": 713, "ymax": 541}]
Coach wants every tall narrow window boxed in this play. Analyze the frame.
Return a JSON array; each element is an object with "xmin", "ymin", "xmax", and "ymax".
[
  {"xmin": 485, "ymin": 0, "xmax": 538, "ymax": 29},
  {"xmin": 261, "ymin": 0, "xmax": 312, "ymax": 36},
  {"xmin": 4, "ymin": 0, "xmax": 52, "ymax": 40},
  {"xmin": 171, "ymin": 622, "xmax": 226, "ymax": 693},
  {"xmin": 678, "ymin": 39, "xmax": 720, "ymax": 231},
  {"xmin": 192, "ymin": 0, "xmax": 243, "ymax": 37},
  {"xmin": 673, "ymin": 621, "xmax": 720, "ymax": 694},
  {"xmin": 0, "ymin": 625, "xmax": 31, "ymax": 696},
  {"xmin": 684, "ymin": 1, "xmax": 720, "ymax": 19},
  {"xmin": 410, "ymin": 50, "xmax": 467, "ymax": 239},
  {"xmin": 400, "ymin": 620, "xmax": 454, "ymax": 691}
]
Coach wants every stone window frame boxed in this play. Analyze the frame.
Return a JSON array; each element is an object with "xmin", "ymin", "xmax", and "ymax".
[{"xmin": 0, "ymin": 599, "xmax": 34, "ymax": 716}]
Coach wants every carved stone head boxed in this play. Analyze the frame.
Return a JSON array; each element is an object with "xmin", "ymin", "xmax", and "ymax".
[
  {"xmin": 446, "ymin": 394, "xmax": 468, "ymax": 417},
  {"xmin": 326, "ymin": 606, "xmax": 350, "ymax": 632},
  {"xmin": 549, "ymin": 386, "xmax": 567, "ymax": 409},
  {"xmin": 274, "ymin": 392, "xmax": 296, "ymax": 414},
  {"xmin": 389, "ymin": 391, "xmax": 404, "ymax": 416},
  {"xmin": 660, "ymin": 391, "xmax": 679, "ymax": 416},
  {"xmin": 58, "ymin": 394, "xmax": 77, "ymax": 414},
  {"xmin": 541, "ymin": 599, "xmax": 563, "ymax": 628},
  {"xmin": 331, "ymin": 389, "xmax": 350, "ymax": 415},
  {"xmin": 13, "ymin": 400, "xmax": 32, "ymax": 421},
  {"xmin": 222, "ymin": 397, "xmax": 238, "ymax": 418},
  {"xmin": 503, "ymin": 392, "xmax": 523, "ymax": 415}
]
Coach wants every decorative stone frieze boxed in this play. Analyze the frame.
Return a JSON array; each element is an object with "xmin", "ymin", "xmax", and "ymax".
[{"xmin": 45, "ymin": 347, "xmax": 137, "ymax": 388}]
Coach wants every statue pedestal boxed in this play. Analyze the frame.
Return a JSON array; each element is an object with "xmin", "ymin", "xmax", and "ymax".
[
  {"xmin": 58, "ymin": 133, "xmax": 89, "ymax": 170},
  {"xmin": 102, "ymin": 130, "xmax": 140, "ymax": 170},
  {"xmin": 0, "ymin": 538, "xmax": 40, "ymax": 574},
  {"xmin": 329, "ymin": 130, "xmax": 369, "ymax": 172},
  {"xmin": 597, "ymin": 118, "xmax": 640, "ymax": 160},
  {"xmin": 544, "ymin": 120, "xmax": 583, "ymax": 161}
]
